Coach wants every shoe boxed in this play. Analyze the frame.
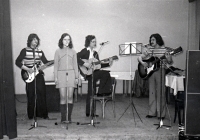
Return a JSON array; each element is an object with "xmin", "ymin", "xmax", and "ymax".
[
  {"xmin": 91, "ymin": 114, "xmax": 99, "ymax": 117},
  {"xmin": 62, "ymin": 120, "xmax": 71, "ymax": 124},
  {"xmin": 97, "ymin": 92, "xmax": 112, "ymax": 97},
  {"xmin": 61, "ymin": 121, "xmax": 67, "ymax": 129},
  {"xmin": 146, "ymin": 115, "xmax": 156, "ymax": 118},
  {"xmin": 158, "ymin": 117, "xmax": 165, "ymax": 120},
  {"xmin": 43, "ymin": 116, "xmax": 49, "ymax": 119},
  {"xmin": 44, "ymin": 116, "xmax": 57, "ymax": 120},
  {"xmin": 28, "ymin": 117, "xmax": 33, "ymax": 120},
  {"xmin": 86, "ymin": 114, "xmax": 99, "ymax": 117}
]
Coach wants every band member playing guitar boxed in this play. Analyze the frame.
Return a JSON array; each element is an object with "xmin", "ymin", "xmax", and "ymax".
[
  {"xmin": 77, "ymin": 35, "xmax": 113, "ymax": 117},
  {"xmin": 15, "ymin": 33, "xmax": 52, "ymax": 120},
  {"xmin": 138, "ymin": 33, "xmax": 173, "ymax": 120}
]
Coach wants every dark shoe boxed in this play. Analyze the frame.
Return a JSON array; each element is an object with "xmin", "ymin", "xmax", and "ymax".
[
  {"xmin": 91, "ymin": 114, "xmax": 99, "ymax": 117},
  {"xmin": 44, "ymin": 116, "xmax": 57, "ymax": 120},
  {"xmin": 43, "ymin": 116, "xmax": 49, "ymax": 119},
  {"xmin": 146, "ymin": 115, "xmax": 156, "ymax": 118},
  {"xmin": 28, "ymin": 117, "xmax": 33, "ymax": 120},
  {"xmin": 158, "ymin": 117, "xmax": 165, "ymax": 120},
  {"xmin": 97, "ymin": 92, "xmax": 112, "ymax": 97},
  {"xmin": 86, "ymin": 114, "xmax": 99, "ymax": 117}
]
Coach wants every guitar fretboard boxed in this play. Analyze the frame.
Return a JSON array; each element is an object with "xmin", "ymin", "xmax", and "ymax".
[{"xmin": 39, "ymin": 61, "xmax": 54, "ymax": 71}]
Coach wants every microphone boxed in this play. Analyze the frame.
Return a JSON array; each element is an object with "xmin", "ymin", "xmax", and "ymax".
[
  {"xmin": 100, "ymin": 41, "xmax": 109, "ymax": 45},
  {"xmin": 143, "ymin": 43, "xmax": 150, "ymax": 47},
  {"xmin": 33, "ymin": 48, "xmax": 35, "ymax": 58}
]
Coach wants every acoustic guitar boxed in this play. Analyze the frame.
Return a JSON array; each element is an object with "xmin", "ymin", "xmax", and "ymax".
[
  {"xmin": 79, "ymin": 55, "xmax": 118, "ymax": 76},
  {"xmin": 138, "ymin": 46, "xmax": 182, "ymax": 79}
]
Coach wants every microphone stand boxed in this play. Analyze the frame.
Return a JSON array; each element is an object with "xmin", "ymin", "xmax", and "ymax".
[
  {"xmin": 80, "ymin": 66, "xmax": 100, "ymax": 127},
  {"xmin": 80, "ymin": 44, "xmax": 105, "ymax": 127},
  {"xmin": 134, "ymin": 44, "xmax": 172, "ymax": 129},
  {"xmin": 29, "ymin": 47, "xmax": 46, "ymax": 130},
  {"xmin": 153, "ymin": 57, "xmax": 171, "ymax": 130},
  {"xmin": 60, "ymin": 92, "xmax": 80, "ymax": 129}
]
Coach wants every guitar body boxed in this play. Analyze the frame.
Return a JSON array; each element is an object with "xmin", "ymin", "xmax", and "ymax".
[
  {"xmin": 79, "ymin": 58, "xmax": 101, "ymax": 76},
  {"xmin": 138, "ymin": 56, "xmax": 160, "ymax": 79},
  {"xmin": 21, "ymin": 67, "xmax": 39, "ymax": 83},
  {"xmin": 79, "ymin": 55, "xmax": 119, "ymax": 76},
  {"xmin": 21, "ymin": 60, "xmax": 54, "ymax": 83}
]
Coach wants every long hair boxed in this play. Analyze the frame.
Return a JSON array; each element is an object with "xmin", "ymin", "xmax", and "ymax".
[
  {"xmin": 27, "ymin": 33, "xmax": 40, "ymax": 47},
  {"xmin": 58, "ymin": 33, "xmax": 73, "ymax": 49},
  {"xmin": 84, "ymin": 35, "xmax": 95, "ymax": 48},
  {"xmin": 149, "ymin": 33, "xmax": 164, "ymax": 46}
]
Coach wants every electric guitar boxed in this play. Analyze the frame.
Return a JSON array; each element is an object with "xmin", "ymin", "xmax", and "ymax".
[
  {"xmin": 79, "ymin": 55, "xmax": 118, "ymax": 76},
  {"xmin": 138, "ymin": 46, "xmax": 182, "ymax": 79},
  {"xmin": 21, "ymin": 60, "xmax": 54, "ymax": 83}
]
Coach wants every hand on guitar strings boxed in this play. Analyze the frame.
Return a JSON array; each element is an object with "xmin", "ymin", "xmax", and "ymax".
[
  {"xmin": 83, "ymin": 62, "xmax": 92, "ymax": 68},
  {"xmin": 27, "ymin": 68, "xmax": 35, "ymax": 74},
  {"xmin": 108, "ymin": 57, "xmax": 113, "ymax": 66},
  {"xmin": 141, "ymin": 62, "xmax": 149, "ymax": 69},
  {"xmin": 164, "ymin": 52, "xmax": 173, "ymax": 64}
]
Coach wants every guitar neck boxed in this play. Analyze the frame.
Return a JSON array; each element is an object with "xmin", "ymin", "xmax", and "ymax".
[
  {"xmin": 38, "ymin": 61, "xmax": 54, "ymax": 71},
  {"xmin": 149, "ymin": 55, "xmax": 166, "ymax": 65},
  {"xmin": 93, "ymin": 56, "xmax": 118, "ymax": 65}
]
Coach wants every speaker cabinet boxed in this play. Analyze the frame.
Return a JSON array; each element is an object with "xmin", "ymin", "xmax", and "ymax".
[
  {"xmin": 185, "ymin": 50, "xmax": 200, "ymax": 135},
  {"xmin": 46, "ymin": 82, "xmax": 60, "ymax": 112}
]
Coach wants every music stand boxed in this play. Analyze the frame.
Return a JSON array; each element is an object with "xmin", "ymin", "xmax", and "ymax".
[{"xmin": 117, "ymin": 42, "xmax": 143, "ymax": 124}]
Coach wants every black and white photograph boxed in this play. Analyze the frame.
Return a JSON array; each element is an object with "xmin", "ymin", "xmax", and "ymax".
[{"xmin": 0, "ymin": 0, "xmax": 200, "ymax": 139}]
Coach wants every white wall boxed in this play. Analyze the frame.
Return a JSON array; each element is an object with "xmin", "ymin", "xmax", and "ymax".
[{"xmin": 10, "ymin": 0, "xmax": 189, "ymax": 94}]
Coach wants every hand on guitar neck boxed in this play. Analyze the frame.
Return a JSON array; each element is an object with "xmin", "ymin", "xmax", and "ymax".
[{"xmin": 101, "ymin": 57, "xmax": 113, "ymax": 66}]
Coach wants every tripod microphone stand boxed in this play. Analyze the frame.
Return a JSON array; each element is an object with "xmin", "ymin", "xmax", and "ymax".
[
  {"xmin": 29, "ymin": 47, "xmax": 46, "ymax": 130},
  {"xmin": 118, "ymin": 43, "xmax": 143, "ymax": 124},
  {"xmin": 53, "ymin": 47, "xmax": 80, "ymax": 129},
  {"xmin": 80, "ymin": 44, "xmax": 106, "ymax": 127},
  {"xmin": 58, "ymin": 93, "xmax": 80, "ymax": 130},
  {"xmin": 80, "ymin": 66, "xmax": 100, "ymax": 127}
]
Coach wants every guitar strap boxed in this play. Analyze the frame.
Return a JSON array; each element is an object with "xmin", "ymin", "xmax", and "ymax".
[{"xmin": 37, "ymin": 48, "xmax": 45, "ymax": 74}]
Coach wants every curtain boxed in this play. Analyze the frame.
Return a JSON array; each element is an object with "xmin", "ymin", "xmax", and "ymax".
[{"xmin": 0, "ymin": 0, "xmax": 17, "ymax": 139}]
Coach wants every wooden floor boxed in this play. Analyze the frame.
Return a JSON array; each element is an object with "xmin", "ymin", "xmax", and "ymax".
[{"xmin": 13, "ymin": 94, "xmax": 179, "ymax": 140}]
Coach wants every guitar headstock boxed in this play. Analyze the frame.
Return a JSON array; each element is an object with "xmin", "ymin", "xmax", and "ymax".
[
  {"xmin": 112, "ymin": 55, "xmax": 119, "ymax": 60},
  {"xmin": 170, "ymin": 46, "xmax": 183, "ymax": 56}
]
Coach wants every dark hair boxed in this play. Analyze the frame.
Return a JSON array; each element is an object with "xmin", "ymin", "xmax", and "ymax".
[
  {"xmin": 84, "ymin": 35, "xmax": 95, "ymax": 48},
  {"xmin": 58, "ymin": 33, "xmax": 73, "ymax": 49},
  {"xmin": 149, "ymin": 33, "xmax": 164, "ymax": 46},
  {"xmin": 27, "ymin": 33, "xmax": 40, "ymax": 47}
]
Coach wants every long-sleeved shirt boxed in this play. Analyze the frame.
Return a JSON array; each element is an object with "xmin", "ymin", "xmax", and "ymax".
[
  {"xmin": 15, "ymin": 47, "xmax": 48, "ymax": 68},
  {"xmin": 54, "ymin": 47, "xmax": 79, "ymax": 79}
]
